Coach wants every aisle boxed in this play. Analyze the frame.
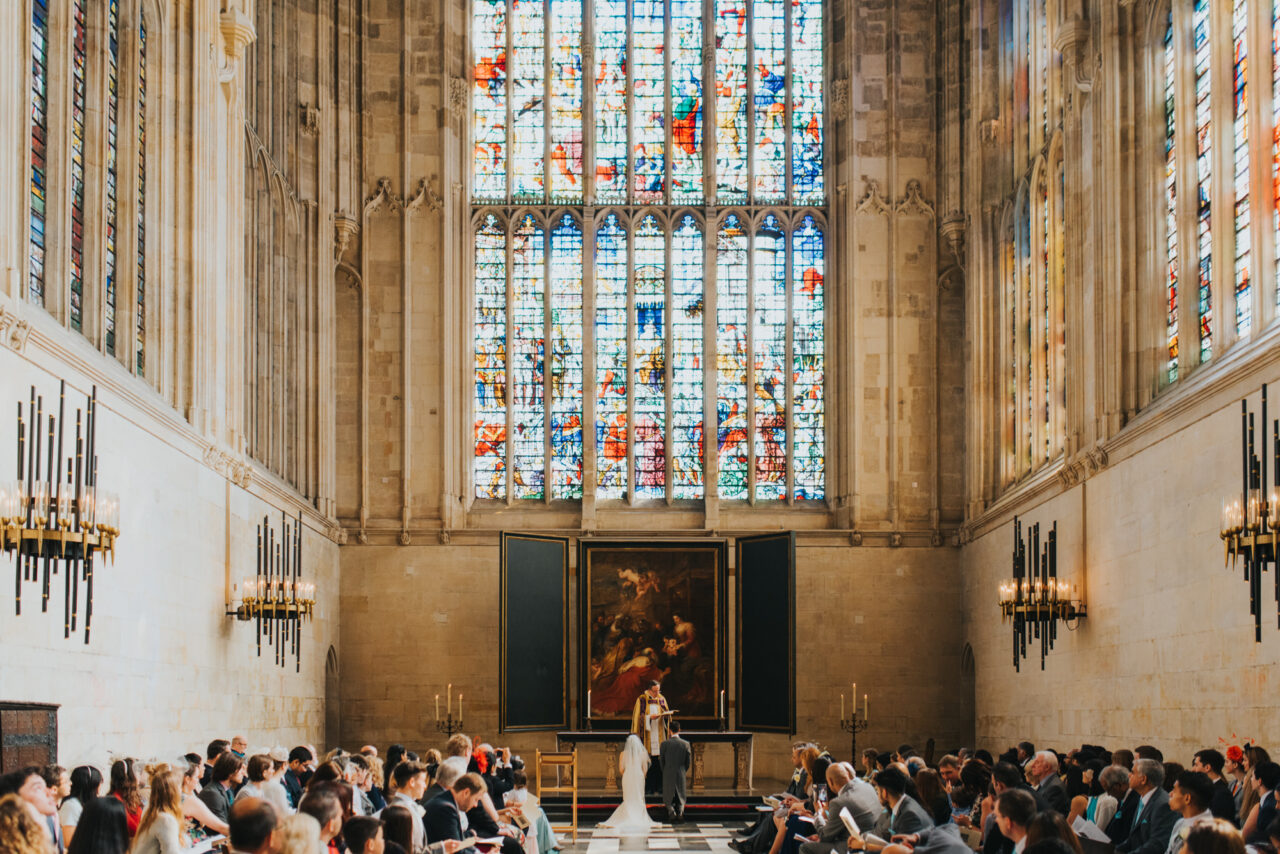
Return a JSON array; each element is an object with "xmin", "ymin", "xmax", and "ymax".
[{"xmin": 566, "ymin": 820, "xmax": 751, "ymax": 854}]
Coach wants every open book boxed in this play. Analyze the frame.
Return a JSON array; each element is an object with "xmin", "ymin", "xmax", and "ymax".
[
  {"xmin": 763, "ymin": 796, "xmax": 783, "ymax": 809},
  {"xmin": 839, "ymin": 808, "xmax": 887, "ymax": 849}
]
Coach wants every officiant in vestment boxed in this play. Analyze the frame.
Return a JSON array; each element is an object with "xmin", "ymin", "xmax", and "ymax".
[{"xmin": 630, "ymin": 680, "xmax": 670, "ymax": 794}]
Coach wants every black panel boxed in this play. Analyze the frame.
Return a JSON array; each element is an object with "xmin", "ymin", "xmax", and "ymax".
[
  {"xmin": 736, "ymin": 533, "xmax": 795, "ymax": 733},
  {"xmin": 501, "ymin": 534, "xmax": 569, "ymax": 731}
]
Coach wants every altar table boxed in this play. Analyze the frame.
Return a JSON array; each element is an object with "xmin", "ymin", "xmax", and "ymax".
[{"xmin": 555, "ymin": 730, "xmax": 754, "ymax": 792}]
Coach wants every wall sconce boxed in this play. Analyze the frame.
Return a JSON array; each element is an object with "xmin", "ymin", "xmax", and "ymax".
[
  {"xmin": 227, "ymin": 511, "xmax": 315, "ymax": 671},
  {"xmin": 997, "ymin": 518, "xmax": 1085, "ymax": 671},
  {"xmin": 1220, "ymin": 384, "xmax": 1277, "ymax": 641}
]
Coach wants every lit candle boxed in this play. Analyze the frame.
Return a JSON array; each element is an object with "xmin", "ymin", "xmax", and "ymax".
[
  {"xmin": 864, "ymin": 693, "xmax": 868, "ymax": 719},
  {"xmin": 448, "ymin": 684, "xmax": 452, "ymax": 715},
  {"xmin": 587, "ymin": 690, "xmax": 592, "ymax": 719},
  {"xmin": 435, "ymin": 694, "xmax": 440, "ymax": 720},
  {"xmin": 841, "ymin": 693, "xmax": 845, "ymax": 720},
  {"xmin": 720, "ymin": 689, "xmax": 726, "ymax": 719},
  {"xmin": 852, "ymin": 683, "xmax": 856, "ymax": 707},
  {"xmin": 458, "ymin": 693, "xmax": 463, "ymax": 720}
]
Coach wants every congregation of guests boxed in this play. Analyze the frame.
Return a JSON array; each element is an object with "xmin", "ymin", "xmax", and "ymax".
[
  {"xmin": 728, "ymin": 740, "xmax": 1279, "ymax": 854},
  {"xmin": 0, "ymin": 734, "xmax": 558, "ymax": 854}
]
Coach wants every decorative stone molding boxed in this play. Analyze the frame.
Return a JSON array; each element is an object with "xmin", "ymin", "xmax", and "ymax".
[
  {"xmin": 940, "ymin": 210, "xmax": 966, "ymax": 267},
  {"xmin": 364, "ymin": 178, "xmax": 404, "ymax": 215},
  {"xmin": 203, "ymin": 444, "xmax": 253, "ymax": 488},
  {"xmin": 439, "ymin": 530, "xmax": 451, "ymax": 544},
  {"xmin": 300, "ymin": 103, "xmax": 320, "ymax": 135},
  {"xmin": 850, "ymin": 531, "xmax": 863, "ymax": 546},
  {"xmin": 330, "ymin": 525, "xmax": 349, "ymax": 545},
  {"xmin": 219, "ymin": 7, "xmax": 257, "ymax": 60},
  {"xmin": 0, "ymin": 303, "xmax": 31, "ymax": 354},
  {"xmin": 405, "ymin": 179, "xmax": 443, "ymax": 214},
  {"xmin": 855, "ymin": 178, "xmax": 890, "ymax": 216},
  {"xmin": 889, "ymin": 532, "xmax": 903, "ymax": 548},
  {"xmin": 831, "ymin": 78, "xmax": 850, "ymax": 121},
  {"xmin": 894, "ymin": 179, "xmax": 935, "ymax": 218},
  {"xmin": 448, "ymin": 77, "xmax": 469, "ymax": 117},
  {"xmin": 979, "ymin": 119, "xmax": 1000, "ymax": 148},
  {"xmin": 931, "ymin": 530, "xmax": 944, "ymax": 547},
  {"xmin": 956, "ymin": 525, "xmax": 974, "ymax": 546},
  {"xmin": 1054, "ymin": 15, "xmax": 1095, "ymax": 92},
  {"xmin": 399, "ymin": 530, "xmax": 412, "ymax": 545},
  {"xmin": 333, "ymin": 212, "xmax": 359, "ymax": 260},
  {"xmin": 452, "ymin": 181, "xmax": 463, "ymax": 198}
]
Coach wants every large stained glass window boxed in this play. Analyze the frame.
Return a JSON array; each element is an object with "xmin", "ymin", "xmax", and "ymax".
[
  {"xmin": 472, "ymin": 0, "xmax": 825, "ymax": 504},
  {"xmin": 136, "ymin": 18, "xmax": 148, "ymax": 373},
  {"xmin": 30, "ymin": 0, "xmax": 49, "ymax": 305},
  {"xmin": 1232, "ymin": 0, "xmax": 1250, "ymax": 338},
  {"xmin": 70, "ymin": 0, "xmax": 87, "ymax": 329},
  {"xmin": 1193, "ymin": 0, "xmax": 1213, "ymax": 360},
  {"xmin": 106, "ymin": 0, "xmax": 121, "ymax": 355},
  {"xmin": 1164, "ymin": 11, "xmax": 1179, "ymax": 383}
]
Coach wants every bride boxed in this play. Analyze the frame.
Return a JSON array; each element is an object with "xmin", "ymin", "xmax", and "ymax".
[{"xmin": 599, "ymin": 735, "xmax": 659, "ymax": 833}]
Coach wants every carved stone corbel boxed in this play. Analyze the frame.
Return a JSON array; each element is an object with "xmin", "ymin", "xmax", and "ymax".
[
  {"xmin": 202, "ymin": 444, "xmax": 253, "ymax": 488},
  {"xmin": 219, "ymin": 7, "xmax": 257, "ymax": 61},
  {"xmin": 447, "ymin": 77, "xmax": 468, "ymax": 118},
  {"xmin": 890, "ymin": 532, "xmax": 903, "ymax": 548},
  {"xmin": 940, "ymin": 210, "xmax": 966, "ymax": 268},
  {"xmin": 364, "ymin": 178, "xmax": 404, "ymax": 216},
  {"xmin": 894, "ymin": 179, "xmax": 935, "ymax": 219},
  {"xmin": 831, "ymin": 78, "xmax": 850, "ymax": 121},
  {"xmin": 333, "ymin": 212, "xmax": 359, "ymax": 261},
  {"xmin": 1054, "ymin": 15, "xmax": 1095, "ymax": 92},
  {"xmin": 0, "ymin": 303, "xmax": 31, "ymax": 354},
  {"xmin": 855, "ymin": 178, "xmax": 890, "ymax": 216},
  {"xmin": 405, "ymin": 179, "xmax": 443, "ymax": 214}
]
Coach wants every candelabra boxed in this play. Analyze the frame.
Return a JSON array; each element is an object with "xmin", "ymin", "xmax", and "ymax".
[
  {"xmin": 435, "ymin": 713, "xmax": 466, "ymax": 737},
  {"xmin": 434, "ymin": 688, "xmax": 464, "ymax": 735},
  {"xmin": 2, "ymin": 383, "xmax": 120, "ymax": 643},
  {"xmin": 228, "ymin": 511, "xmax": 315, "ymax": 671},
  {"xmin": 839, "ymin": 710, "xmax": 869, "ymax": 763},
  {"xmin": 1220, "ymin": 384, "xmax": 1278, "ymax": 641},
  {"xmin": 997, "ymin": 518, "xmax": 1085, "ymax": 671}
]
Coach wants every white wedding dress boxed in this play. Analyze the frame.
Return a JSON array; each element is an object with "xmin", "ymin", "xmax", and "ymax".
[{"xmin": 599, "ymin": 735, "xmax": 659, "ymax": 833}]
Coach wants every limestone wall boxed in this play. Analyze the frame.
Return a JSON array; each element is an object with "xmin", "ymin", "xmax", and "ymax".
[{"xmin": 338, "ymin": 540, "xmax": 967, "ymax": 781}]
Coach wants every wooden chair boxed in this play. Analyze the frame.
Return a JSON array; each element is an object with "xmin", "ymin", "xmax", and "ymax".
[{"xmin": 535, "ymin": 748, "xmax": 578, "ymax": 842}]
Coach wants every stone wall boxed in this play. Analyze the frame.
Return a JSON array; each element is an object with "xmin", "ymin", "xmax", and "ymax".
[{"xmin": 337, "ymin": 540, "xmax": 968, "ymax": 781}]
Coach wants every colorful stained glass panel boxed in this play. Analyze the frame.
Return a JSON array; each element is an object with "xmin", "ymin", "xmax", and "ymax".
[
  {"xmin": 30, "ymin": 0, "xmax": 48, "ymax": 305},
  {"xmin": 512, "ymin": 215, "xmax": 546, "ymax": 497},
  {"xmin": 474, "ymin": 215, "xmax": 508, "ymax": 499},
  {"xmin": 716, "ymin": 216, "xmax": 748, "ymax": 499},
  {"xmin": 1194, "ymin": 0, "xmax": 1213, "ymax": 361},
  {"xmin": 753, "ymin": 0, "xmax": 787, "ymax": 202},
  {"xmin": 1164, "ymin": 10, "xmax": 1179, "ymax": 384},
  {"xmin": 1233, "ymin": 0, "xmax": 1251, "ymax": 338},
  {"xmin": 550, "ymin": 215, "xmax": 584, "ymax": 498},
  {"xmin": 634, "ymin": 216, "xmax": 666, "ymax": 497},
  {"xmin": 106, "ymin": 0, "xmax": 120, "ymax": 354},
  {"xmin": 753, "ymin": 216, "xmax": 787, "ymax": 499},
  {"xmin": 550, "ymin": 0, "xmax": 583, "ymax": 202},
  {"xmin": 671, "ymin": 0, "xmax": 704, "ymax": 204},
  {"xmin": 512, "ymin": 0, "xmax": 545, "ymax": 200},
  {"xmin": 70, "ymin": 0, "xmax": 87, "ymax": 329},
  {"xmin": 594, "ymin": 0, "xmax": 628, "ymax": 203},
  {"xmin": 672, "ymin": 215, "xmax": 704, "ymax": 498},
  {"xmin": 595, "ymin": 214, "xmax": 629, "ymax": 498},
  {"xmin": 715, "ymin": 0, "xmax": 749, "ymax": 201},
  {"xmin": 633, "ymin": 0, "xmax": 666, "ymax": 203},
  {"xmin": 473, "ymin": 0, "xmax": 508, "ymax": 202},
  {"xmin": 792, "ymin": 217, "xmax": 824, "ymax": 500},
  {"xmin": 791, "ymin": 0, "xmax": 823, "ymax": 204},
  {"xmin": 136, "ymin": 19, "xmax": 147, "ymax": 373}
]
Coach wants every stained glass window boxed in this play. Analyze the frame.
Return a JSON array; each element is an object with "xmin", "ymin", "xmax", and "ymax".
[
  {"xmin": 1193, "ymin": 0, "xmax": 1213, "ymax": 361},
  {"xmin": 550, "ymin": 215, "xmax": 584, "ymax": 497},
  {"xmin": 106, "ymin": 0, "xmax": 121, "ymax": 355},
  {"xmin": 1233, "ymin": 0, "xmax": 1251, "ymax": 338},
  {"xmin": 29, "ymin": 0, "xmax": 49, "ymax": 305},
  {"xmin": 472, "ymin": 0, "xmax": 824, "ymax": 504},
  {"xmin": 1275, "ymin": 0, "xmax": 1280, "ymax": 308},
  {"xmin": 716, "ymin": 215, "xmax": 749, "ymax": 500},
  {"xmin": 136, "ymin": 18, "xmax": 148, "ymax": 374},
  {"xmin": 70, "ymin": 0, "xmax": 87, "ymax": 330},
  {"xmin": 1164, "ymin": 11, "xmax": 1179, "ymax": 384}
]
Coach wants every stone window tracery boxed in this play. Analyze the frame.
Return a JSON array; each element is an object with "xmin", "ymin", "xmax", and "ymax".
[{"xmin": 470, "ymin": 0, "xmax": 826, "ymax": 504}]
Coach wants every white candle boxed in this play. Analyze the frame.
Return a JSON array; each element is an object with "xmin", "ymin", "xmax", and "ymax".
[
  {"xmin": 720, "ymin": 689, "xmax": 726, "ymax": 719},
  {"xmin": 587, "ymin": 690, "xmax": 592, "ymax": 719},
  {"xmin": 458, "ymin": 693, "xmax": 463, "ymax": 720},
  {"xmin": 447, "ymin": 684, "xmax": 452, "ymax": 715},
  {"xmin": 841, "ymin": 693, "xmax": 845, "ymax": 720},
  {"xmin": 435, "ymin": 694, "xmax": 440, "ymax": 720},
  {"xmin": 863, "ymin": 694, "xmax": 868, "ymax": 719}
]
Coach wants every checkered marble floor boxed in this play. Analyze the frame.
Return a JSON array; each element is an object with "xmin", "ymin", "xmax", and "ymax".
[{"xmin": 556, "ymin": 819, "xmax": 753, "ymax": 854}]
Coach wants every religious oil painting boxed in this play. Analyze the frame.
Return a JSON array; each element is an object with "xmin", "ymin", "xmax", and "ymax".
[{"xmin": 581, "ymin": 541, "xmax": 725, "ymax": 725}]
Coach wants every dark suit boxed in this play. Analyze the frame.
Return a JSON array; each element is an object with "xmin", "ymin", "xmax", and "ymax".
[
  {"xmin": 872, "ymin": 795, "xmax": 934, "ymax": 838},
  {"xmin": 1036, "ymin": 776, "xmax": 1070, "ymax": 814},
  {"xmin": 1109, "ymin": 791, "xmax": 1141, "ymax": 847},
  {"xmin": 424, "ymin": 791, "xmax": 468, "ymax": 846},
  {"xmin": 660, "ymin": 736, "xmax": 691, "ymax": 818},
  {"xmin": 1209, "ymin": 779, "xmax": 1238, "ymax": 826},
  {"xmin": 282, "ymin": 769, "xmax": 304, "ymax": 809},
  {"xmin": 197, "ymin": 782, "xmax": 234, "ymax": 825},
  {"xmin": 465, "ymin": 799, "xmax": 523, "ymax": 854},
  {"xmin": 983, "ymin": 787, "xmax": 1050, "ymax": 854},
  {"xmin": 799, "ymin": 778, "xmax": 883, "ymax": 854},
  {"xmin": 1117, "ymin": 789, "xmax": 1178, "ymax": 854}
]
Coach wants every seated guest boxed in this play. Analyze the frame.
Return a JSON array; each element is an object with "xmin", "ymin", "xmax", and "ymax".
[
  {"xmin": 307, "ymin": 762, "xmax": 345, "ymax": 792},
  {"xmin": 1136, "ymin": 748, "xmax": 1165, "ymax": 764},
  {"xmin": 345, "ymin": 755, "xmax": 376, "ymax": 816},
  {"xmin": 106, "ymin": 760, "xmax": 142, "ymax": 838},
  {"xmin": 992, "ymin": 789, "xmax": 1035, "ymax": 854},
  {"xmin": 1223, "ymin": 751, "xmax": 1247, "ymax": 819},
  {"xmin": 1017, "ymin": 745, "xmax": 1036, "ymax": 769},
  {"xmin": 60, "ymin": 766, "xmax": 102, "ymax": 847},
  {"xmin": 915, "ymin": 770, "xmax": 952, "ymax": 826},
  {"xmin": 1117, "ymin": 760, "xmax": 1178, "ymax": 854},
  {"xmin": 862, "ymin": 751, "xmax": 880, "ymax": 780},
  {"xmin": 938, "ymin": 757, "xmax": 961, "ymax": 790},
  {"xmin": 202, "ymin": 741, "xmax": 229, "ymax": 788},
  {"xmin": 1242, "ymin": 762, "xmax": 1280, "ymax": 845},
  {"xmin": 504, "ymin": 770, "xmax": 559, "ymax": 854},
  {"xmin": 881, "ymin": 824, "xmax": 973, "ymax": 854},
  {"xmin": 283, "ymin": 747, "xmax": 315, "ymax": 809},
  {"xmin": 863, "ymin": 766, "xmax": 933, "ymax": 847},
  {"xmin": 425, "ymin": 772, "xmax": 488, "ymax": 854},
  {"xmin": 364, "ymin": 756, "xmax": 388, "ymax": 812},
  {"xmin": 734, "ymin": 742, "xmax": 813, "ymax": 850},
  {"xmin": 0, "ymin": 792, "xmax": 55, "ymax": 854},
  {"xmin": 198, "ymin": 752, "xmax": 245, "ymax": 827},
  {"xmin": 426, "ymin": 761, "xmax": 465, "ymax": 808},
  {"xmin": 131, "ymin": 767, "xmax": 188, "ymax": 854},
  {"xmin": 1167, "ymin": 771, "xmax": 1216, "ymax": 854},
  {"xmin": 1238, "ymin": 748, "xmax": 1271, "ymax": 829},
  {"xmin": 344, "ymin": 816, "xmax": 385, "ymax": 854},
  {"xmin": 380, "ymin": 805, "xmax": 415, "ymax": 854},
  {"xmin": 274, "ymin": 813, "xmax": 321, "ymax": 854},
  {"xmin": 1191, "ymin": 751, "xmax": 1238, "ymax": 826},
  {"xmin": 384, "ymin": 761, "xmax": 430, "ymax": 853},
  {"xmin": 0, "ymin": 766, "xmax": 61, "ymax": 851},
  {"xmin": 1071, "ymin": 764, "xmax": 1128, "ymax": 833},
  {"xmin": 1028, "ymin": 752, "xmax": 1069, "ymax": 815},
  {"xmin": 298, "ymin": 787, "xmax": 345, "ymax": 854},
  {"xmin": 797, "ymin": 762, "xmax": 881, "ymax": 854},
  {"xmin": 228, "ymin": 797, "xmax": 277, "ymax": 854},
  {"xmin": 234, "ymin": 755, "xmax": 275, "ymax": 804},
  {"xmin": 1164, "ymin": 765, "xmax": 1185, "ymax": 794},
  {"xmin": 230, "ymin": 737, "xmax": 249, "ymax": 761},
  {"xmin": 177, "ymin": 757, "xmax": 229, "ymax": 838},
  {"xmin": 384, "ymin": 746, "xmax": 408, "ymax": 792},
  {"xmin": 65, "ymin": 796, "xmax": 130, "ymax": 854},
  {"xmin": 1114, "ymin": 752, "xmax": 1136, "ymax": 772},
  {"xmin": 1025, "ymin": 811, "xmax": 1082, "ymax": 854},
  {"xmin": 954, "ymin": 761, "xmax": 992, "ymax": 829},
  {"xmin": 261, "ymin": 749, "xmax": 294, "ymax": 817},
  {"xmin": 1184, "ymin": 820, "xmax": 1245, "ymax": 854}
]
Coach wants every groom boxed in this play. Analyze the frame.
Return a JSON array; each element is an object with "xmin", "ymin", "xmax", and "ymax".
[
  {"xmin": 630, "ymin": 680, "xmax": 670, "ymax": 795},
  {"xmin": 660, "ymin": 720, "xmax": 691, "ymax": 822}
]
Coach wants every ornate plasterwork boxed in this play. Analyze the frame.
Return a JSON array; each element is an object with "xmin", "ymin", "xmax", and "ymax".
[
  {"xmin": 0, "ymin": 303, "xmax": 31, "ymax": 354},
  {"xmin": 895, "ymin": 179, "xmax": 935, "ymax": 218},
  {"xmin": 203, "ymin": 444, "xmax": 253, "ymax": 488},
  {"xmin": 448, "ymin": 77, "xmax": 468, "ymax": 117},
  {"xmin": 1056, "ymin": 445, "xmax": 1110, "ymax": 487},
  {"xmin": 831, "ymin": 78, "xmax": 850, "ymax": 121},
  {"xmin": 405, "ymin": 179, "xmax": 443, "ymax": 214},
  {"xmin": 364, "ymin": 178, "xmax": 404, "ymax": 215}
]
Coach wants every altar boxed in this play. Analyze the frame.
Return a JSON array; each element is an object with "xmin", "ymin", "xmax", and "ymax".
[{"xmin": 555, "ymin": 730, "xmax": 755, "ymax": 792}]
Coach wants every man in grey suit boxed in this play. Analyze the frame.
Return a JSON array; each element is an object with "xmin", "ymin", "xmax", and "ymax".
[
  {"xmin": 860, "ymin": 767, "xmax": 934, "ymax": 846},
  {"xmin": 799, "ymin": 763, "xmax": 882, "ymax": 854},
  {"xmin": 660, "ymin": 721, "xmax": 692, "ymax": 822},
  {"xmin": 1117, "ymin": 760, "xmax": 1179, "ymax": 854},
  {"xmin": 1028, "ymin": 751, "xmax": 1070, "ymax": 814}
]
